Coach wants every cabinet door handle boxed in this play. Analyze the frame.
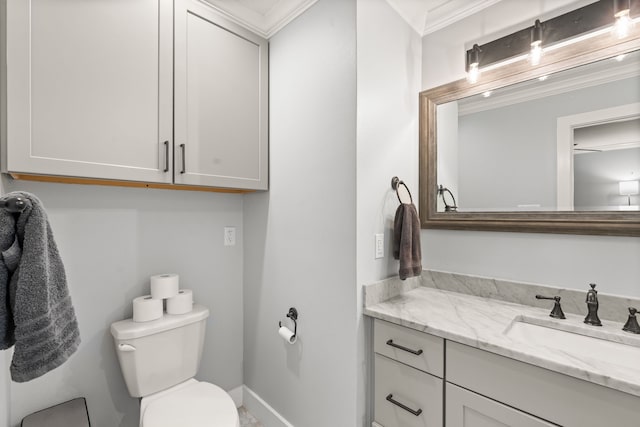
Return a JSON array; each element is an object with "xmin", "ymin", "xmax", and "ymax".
[
  {"xmin": 180, "ymin": 144, "xmax": 186, "ymax": 174},
  {"xmin": 386, "ymin": 339, "xmax": 423, "ymax": 355},
  {"xmin": 386, "ymin": 394, "xmax": 422, "ymax": 416},
  {"xmin": 163, "ymin": 141, "xmax": 170, "ymax": 172}
]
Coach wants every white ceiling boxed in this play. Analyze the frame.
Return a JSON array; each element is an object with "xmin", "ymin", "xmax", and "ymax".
[{"xmin": 200, "ymin": 0, "xmax": 503, "ymax": 39}]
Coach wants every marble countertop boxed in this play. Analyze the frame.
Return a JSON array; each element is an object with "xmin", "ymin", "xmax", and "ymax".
[{"xmin": 364, "ymin": 285, "xmax": 640, "ymax": 398}]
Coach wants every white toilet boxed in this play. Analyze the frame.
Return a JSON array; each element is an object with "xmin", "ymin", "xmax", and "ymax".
[{"xmin": 110, "ymin": 305, "xmax": 240, "ymax": 427}]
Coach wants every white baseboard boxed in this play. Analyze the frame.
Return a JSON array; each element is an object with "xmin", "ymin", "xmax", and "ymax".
[
  {"xmin": 242, "ymin": 385, "xmax": 294, "ymax": 427},
  {"xmin": 228, "ymin": 385, "xmax": 243, "ymax": 408}
]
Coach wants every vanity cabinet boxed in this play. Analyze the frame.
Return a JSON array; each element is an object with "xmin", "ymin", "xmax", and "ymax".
[
  {"xmin": 445, "ymin": 383, "xmax": 554, "ymax": 427},
  {"xmin": 2, "ymin": 0, "xmax": 268, "ymax": 191},
  {"xmin": 371, "ymin": 320, "xmax": 640, "ymax": 427},
  {"xmin": 373, "ymin": 319, "xmax": 443, "ymax": 427},
  {"xmin": 173, "ymin": 0, "xmax": 268, "ymax": 190}
]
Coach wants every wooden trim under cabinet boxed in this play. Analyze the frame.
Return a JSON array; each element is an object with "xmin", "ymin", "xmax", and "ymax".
[{"xmin": 8, "ymin": 173, "xmax": 254, "ymax": 194}]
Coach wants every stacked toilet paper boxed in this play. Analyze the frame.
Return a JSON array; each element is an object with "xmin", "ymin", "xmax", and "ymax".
[{"xmin": 132, "ymin": 274, "xmax": 195, "ymax": 322}]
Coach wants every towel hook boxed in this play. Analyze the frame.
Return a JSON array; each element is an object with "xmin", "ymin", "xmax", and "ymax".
[
  {"xmin": 0, "ymin": 197, "xmax": 26, "ymax": 213},
  {"xmin": 391, "ymin": 177, "xmax": 413, "ymax": 204},
  {"xmin": 278, "ymin": 307, "xmax": 298, "ymax": 338}
]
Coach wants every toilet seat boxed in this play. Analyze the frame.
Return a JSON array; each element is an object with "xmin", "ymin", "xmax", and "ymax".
[{"xmin": 141, "ymin": 380, "xmax": 239, "ymax": 427}]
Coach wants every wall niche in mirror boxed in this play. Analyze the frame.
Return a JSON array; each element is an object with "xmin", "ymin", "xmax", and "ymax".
[{"xmin": 419, "ymin": 0, "xmax": 640, "ymax": 236}]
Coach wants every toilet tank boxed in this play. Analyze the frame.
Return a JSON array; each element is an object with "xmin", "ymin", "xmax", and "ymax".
[{"xmin": 110, "ymin": 305, "xmax": 209, "ymax": 397}]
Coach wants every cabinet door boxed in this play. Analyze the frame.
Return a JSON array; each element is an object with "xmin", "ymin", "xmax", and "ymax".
[
  {"xmin": 4, "ymin": 0, "xmax": 173, "ymax": 183},
  {"xmin": 174, "ymin": 0, "xmax": 268, "ymax": 190},
  {"xmin": 446, "ymin": 383, "xmax": 555, "ymax": 427},
  {"xmin": 374, "ymin": 354, "xmax": 443, "ymax": 427}
]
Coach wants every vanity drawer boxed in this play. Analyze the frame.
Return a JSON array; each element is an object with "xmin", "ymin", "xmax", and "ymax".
[
  {"xmin": 374, "ymin": 319, "xmax": 444, "ymax": 377},
  {"xmin": 447, "ymin": 341, "xmax": 640, "ymax": 427},
  {"xmin": 374, "ymin": 353, "xmax": 443, "ymax": 427}
]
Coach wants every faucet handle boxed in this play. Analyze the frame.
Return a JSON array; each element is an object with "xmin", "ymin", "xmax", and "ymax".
[
  {"xmin": 623, "ymin": 307, "xmax": 640, "ymax": 334},
  {"xmin": 535, "ymin": 295, "xmax": 566, "ymax": 319}
]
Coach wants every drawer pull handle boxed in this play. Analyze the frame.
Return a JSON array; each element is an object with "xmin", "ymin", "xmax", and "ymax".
[
  {"xmin": 386, "ymin": 339, "xmax": 423, "ymax": 355},
  {"xmin": 386, "ymin": 394, "xmax": 422, "ymax": 416}
]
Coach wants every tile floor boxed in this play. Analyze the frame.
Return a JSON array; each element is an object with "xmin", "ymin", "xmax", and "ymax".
[{"xmin": 238, "ymin": 406, "xmax": 263, "ymax": 427}]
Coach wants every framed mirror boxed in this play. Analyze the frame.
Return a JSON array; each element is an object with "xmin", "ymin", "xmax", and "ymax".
[{"xmin": 419, "ymin": 19, "xmax": 640, "ymax": 236}]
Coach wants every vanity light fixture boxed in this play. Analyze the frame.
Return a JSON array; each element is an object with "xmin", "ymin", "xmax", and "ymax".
[
  {"xmin": 530, "ymin": 19, "xmax": 543, "ymax": 65},
  {"xmin": 466, "ymin": 44, "xmax": 481, "ymax": 84},
  {"xmin": 463, "ymin": 0, "xmax": 638, "ymax": 84},
  {"xmin": 614, "ymin": 0, "xmax": 633, "ymax": 38},
  {"xmin": 619, "ymin": 180, "xmax": 639, "ymax": 205}
]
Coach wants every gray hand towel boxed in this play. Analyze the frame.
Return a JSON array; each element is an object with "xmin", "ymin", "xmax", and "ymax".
[
  {"xmin": 0, "ymin": 209, "xmax": 17, "ymax": 346},
  {"xmin": 393, "ymin": 203, "xmax": 422, "ymax": 280},
  {"xmin": 0, "ymin": 192, "xmax": 80, "ymax": 382}
]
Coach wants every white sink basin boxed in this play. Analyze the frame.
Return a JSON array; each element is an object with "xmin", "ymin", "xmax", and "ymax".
[{"xmin": 504, "ymin": 316, "xmax": 640, "ymax": 372}]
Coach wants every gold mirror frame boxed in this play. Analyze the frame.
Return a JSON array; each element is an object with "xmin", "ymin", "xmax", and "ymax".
[{"xmin": 419, "ymin": 26, "xmax": 640, "ymax": 237}]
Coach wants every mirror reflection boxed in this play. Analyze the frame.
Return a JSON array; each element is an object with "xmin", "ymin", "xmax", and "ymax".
[{"xmin": 437, "ymin": 49, "xmax": 640, "ymax": 212}]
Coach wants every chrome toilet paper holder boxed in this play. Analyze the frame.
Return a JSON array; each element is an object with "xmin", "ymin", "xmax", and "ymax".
[{"xmin": 279, "ymin": 307, "xmax": 298, "ymax": 338}]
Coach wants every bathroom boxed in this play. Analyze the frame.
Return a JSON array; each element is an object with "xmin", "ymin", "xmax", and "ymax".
[{"xmin": 1, "ymin": 0, "xmax": 639, "ymax": 426}]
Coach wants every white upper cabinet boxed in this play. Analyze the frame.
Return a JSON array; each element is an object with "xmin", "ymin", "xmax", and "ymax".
[
  {"xmin": 174, "ymin": 0, "xmax": 268, "ymax": 190},
  {"xmin": 3, "ymin": 0, "xmax": 268, "ymax": 191},
  {"xmin": 3, "ymin": 0, "xmax": 173, "ymax": 183}
]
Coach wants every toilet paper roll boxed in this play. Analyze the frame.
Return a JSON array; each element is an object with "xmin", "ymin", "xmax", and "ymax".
[
  {"xmin": 278, "ymin": 326, "xmax": 297, "ymax": 344},
  {"xmin": 166, "ymin": 289, "xmax": 194, "ymax": 315},
  {"xmin": 133, "ymin": 295, "xmax": 163, "ymax": 322},
  {"xmin": 150, "ymin": 274, "xmax": 179, "ymax": 299}
]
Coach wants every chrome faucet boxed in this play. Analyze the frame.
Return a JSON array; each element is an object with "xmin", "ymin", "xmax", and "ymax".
[{"xmin": 584, "ymin": 283, "xmax": 602, "ymax": 326}]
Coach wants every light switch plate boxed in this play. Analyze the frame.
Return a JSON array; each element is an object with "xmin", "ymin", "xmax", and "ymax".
[{"xmin": 375, "ymin": 233, "xmax": 384, "ymax": 259}]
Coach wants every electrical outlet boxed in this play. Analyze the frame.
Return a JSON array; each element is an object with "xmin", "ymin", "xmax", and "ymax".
[
  {"xmin": 375, "ymin": 233, "xmax": 384, "ymax": 259},
  {"xmin": 224, "ymin": 227, "xmax": 236, "ymax": 246}
]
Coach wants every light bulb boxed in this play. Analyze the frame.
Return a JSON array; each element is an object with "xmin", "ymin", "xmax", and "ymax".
[
  {"xmin": 467, "ymin": 63, "xmax": 480, "ymax": 84},
  {"xmin": 614, "ymin": 10, "xmax": 633, "ymax": 39},
  {"xmin": 530, "ymin": 41, "xmax": 543, "ymax": 66},
  {"xmin": 529, "ymin": 19, "xmax": 543, "ymax": 66}
]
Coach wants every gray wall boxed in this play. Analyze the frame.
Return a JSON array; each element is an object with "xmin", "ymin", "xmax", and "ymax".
[
  {"xmin": 243, "ymin": 0, "xmax": 358, "ymax": 425},
  {"xmin": 356, "ymin": 0, "xmax": 421, "ymax": 425},
  {"xmin": 2, "ymin": 179, "xmax": 244, "ymax": 427},
  {"xmin": 421, "ymin": 0, "xmax": 640, "ymax": 297},
  {"xmin": 574, "ymin": 147, "xmax": 640, "ymax": 208},
  {"xmin": 457, "ymin": 77, "xmax": 640, "ymax": 210}
]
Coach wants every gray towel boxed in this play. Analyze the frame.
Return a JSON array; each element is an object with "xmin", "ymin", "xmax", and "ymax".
[
  {"xmin": 0, "ymin": 192, "xmax": 80, "ymax": 382},
  {"xmin": 393, "ymin": 203, "xmax": 422, "ymax": 280}
]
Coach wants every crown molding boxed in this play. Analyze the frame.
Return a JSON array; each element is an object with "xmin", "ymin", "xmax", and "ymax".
[
  {"xmin": 199, "ymin": 0, "xmax": 318, "ymax": 39},
  {"xmin": 422, "ymin": 0, "xmax": 503, "ymax": 36},
  {"xmin": 383, "ymin": 0, "xmax": 503, "ymax": 36}
]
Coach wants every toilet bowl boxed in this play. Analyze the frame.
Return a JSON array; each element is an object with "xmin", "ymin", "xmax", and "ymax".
[
  {"xmin": 110, "ymin": 305, "xmax": 239, "ymax": 427},
  {"xmin": 140, "ymin": 379, "xmax": 239, "ymax": 427}
]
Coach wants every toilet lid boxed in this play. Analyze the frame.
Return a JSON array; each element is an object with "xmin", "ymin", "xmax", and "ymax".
[{"xmin": 143, "ymin": 382, "xmax": 239, "ymax": 427}]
